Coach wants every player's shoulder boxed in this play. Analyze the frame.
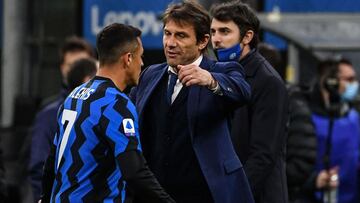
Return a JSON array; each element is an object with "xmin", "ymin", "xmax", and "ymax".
[{"xmin": 94, "ymin": 80, "xmax": 134, "ymax": 110}]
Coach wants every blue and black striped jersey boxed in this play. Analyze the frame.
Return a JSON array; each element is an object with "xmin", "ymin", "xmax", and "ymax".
[{"xmin": 50, "ymin": 76, "xmax": 141, "ymax": 202}]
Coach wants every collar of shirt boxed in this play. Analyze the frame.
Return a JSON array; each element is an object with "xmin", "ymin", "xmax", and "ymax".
[{"xmin": 167, "ymin": 55, "xmax": 203, "ymax": 75}]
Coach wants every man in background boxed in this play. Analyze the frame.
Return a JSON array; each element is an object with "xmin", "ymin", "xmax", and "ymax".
[
  {"xmin": 307, "ymin": 59, "xmax": 359, "ymax": 203},
  {"xmin": 210, "ymin": 1, "xmax": 288, "ymax": 202},
  {"xmin": 66, "ymin": 58, "xmax": 98, "ymax": 90},
  {"xmin": 257, "ymin": 42, "xmax": 318, "ymax": 202}
]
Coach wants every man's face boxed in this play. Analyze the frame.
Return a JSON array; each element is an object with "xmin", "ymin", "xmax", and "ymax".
[
  {"xmin": 61, "ymin": 51, "xmax": 91, "ymax": 81},
  {"xmin": 127, "ymin": 37, "xmax": 144, "ymax": 86},
  {"xmin": 163, "ymin": 20, "xmax": 205, "ymax": 67},
  {"xmin": 210, "ymin": 18, "xmax": 241, "ymax": 50},
  {"xmin": 338, "ymin": 63, "xmax": 357, "ymax": 94}
]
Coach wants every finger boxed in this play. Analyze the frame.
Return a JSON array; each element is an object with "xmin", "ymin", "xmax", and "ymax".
[
  {"xmin": 178, "ymin": 65, "xmax": 191, "ymax": 75},
  {"xmin": 178, "ymin": 71, "xmax": 187, "ymax": 81},
  {"xmin": 186, "ymin": 80, "xmax": 193, "ymax": 86},
  {"xmin": 177, "ymin": 65, "xmax": 185, "ymax": 72},
  {"xmin": 178, "ymin": 69, "xmax": 196, "ymax": 82},
  {"xmin": 179, "ymin": 69, "xmax": 194, "ymax": 79},
  {"xmin": 180, "ymin": 74, "xmax": 193, "ymax": 84},
  {"xmin": 186, "ymin": 78, "xmax": 199, "ymax": 86},
  {"xmin": 180, "ymin": 64, "xmax": 198, "ymax": 73}
]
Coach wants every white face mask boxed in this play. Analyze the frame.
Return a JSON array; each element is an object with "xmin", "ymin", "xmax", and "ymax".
[{"xmin": 341, "ymin": 81, "xmax": 359, "ymax": 101}]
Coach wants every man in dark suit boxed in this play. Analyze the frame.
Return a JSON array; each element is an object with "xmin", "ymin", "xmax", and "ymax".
[
  {"xmin": 210, "ymin": 1, "xmax": 289, "ymax": 203},
  {"xmin": 130, "ymin": 1, "xmax": 254, "ymax": 203}
]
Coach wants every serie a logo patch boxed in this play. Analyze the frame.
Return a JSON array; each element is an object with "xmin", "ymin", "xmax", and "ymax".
[{"xmin": 122, "ymin": 118, "xmax": 135, "ymax": 136}]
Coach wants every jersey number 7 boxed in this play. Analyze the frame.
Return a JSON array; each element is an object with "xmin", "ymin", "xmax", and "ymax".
[{"xmin": 57, "ymin": 109, "xmax": 77, "ymax": 169}]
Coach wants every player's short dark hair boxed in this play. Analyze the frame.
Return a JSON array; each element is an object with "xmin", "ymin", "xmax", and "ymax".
[
  {"xmin": 162, "ymin": 0, "xmax": 210, "ymax": 47},
  {"xmin": 210, "ymin": 0, "xmax": 260, "ymax": 49},
  {"xmin": 96, "ymin": 23, "xmax": 141, "ymax": 66},
  {"xmin": 67, "ymin": 58, "xmax": 97, "ymax": 90},
  {"xmin": 59, "ymin": 36, "xmax": 95, "ymax": 65}
]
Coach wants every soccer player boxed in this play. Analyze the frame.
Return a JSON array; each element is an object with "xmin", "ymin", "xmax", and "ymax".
[{"xmin": 40, "ymin": 23, "xmax": 174, "ymax": 203}]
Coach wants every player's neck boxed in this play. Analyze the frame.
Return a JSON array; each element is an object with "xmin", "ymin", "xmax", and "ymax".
[{"xmin": 97, "ymin": 65, "xmax": 127, "ymax": 91}]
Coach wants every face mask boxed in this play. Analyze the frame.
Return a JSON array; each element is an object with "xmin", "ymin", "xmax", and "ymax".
[
  {"xmin": 215, "ymin": 43, "xmax": 242, "ymax": 62},
  {"xmin": 341, "ymin": 81, "xmax": 359, "ymax": 101}
]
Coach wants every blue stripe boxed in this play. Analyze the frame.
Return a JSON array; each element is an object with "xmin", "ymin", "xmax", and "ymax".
[
  {"xmin": 121, "ymin": 181, "xmax": 126, "ymax": 203},
  {"xmin": 106, "ymin": 166, "xmax": 122, "ymax": 200},
  {"xmin": 104, "ymin": 101, "xmax": 129, "ymax": 156}
]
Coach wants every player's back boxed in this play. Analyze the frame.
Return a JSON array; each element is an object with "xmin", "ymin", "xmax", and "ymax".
[{"xmin": 50, "ymin": 76, "xmax": 140, "ymax": 202}]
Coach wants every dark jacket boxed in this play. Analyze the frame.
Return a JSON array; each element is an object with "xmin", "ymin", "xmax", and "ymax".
[
  {"xmin": 231, "ymin": 50, "xmax": 289, "ymax": 203},
  {"xmin": 130, "ymin": 56, "xmax": 254, "ymax": 203},
  {"xmin": 286, "ymin": 86, "xmax": 317, "ymax": 202},
  {"xmin": 0, "ymin": 136, "xmax": 7, "ymax": 201},
  {"xmin": 28, "ymin": 88, "xmax": 68, "ymax": 202}
]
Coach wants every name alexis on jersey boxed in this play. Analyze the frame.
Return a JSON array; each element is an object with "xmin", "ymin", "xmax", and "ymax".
[{"xmin": 69, "ymin": 87, "xmax": 95, "ymax": 100}]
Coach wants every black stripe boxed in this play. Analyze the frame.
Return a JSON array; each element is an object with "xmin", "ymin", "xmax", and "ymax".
[
  {"xmin": 114, "ymin": 96, "xmax": 135, "ymax": 126},
  {"xmin": 114, "ymin": 96, "xmax": 133, "ymax": 135},
  {"xmin": 113, "ymin": 96, "xmax": 139, "ymax": 151},
  {"xmin": 52, "ymin": 161, "xmax": 63, "ymax": 202}
]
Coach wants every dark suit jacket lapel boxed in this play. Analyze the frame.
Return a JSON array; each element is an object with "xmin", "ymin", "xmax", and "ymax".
[{"xmin": 138, "ymin": 65, "xmax": 168, "ymax": 123}]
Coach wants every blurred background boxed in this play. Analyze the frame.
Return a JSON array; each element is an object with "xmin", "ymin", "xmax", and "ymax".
[{"xmin": 0, "ymin": 0, "xmax": 360, "ymax": 202}]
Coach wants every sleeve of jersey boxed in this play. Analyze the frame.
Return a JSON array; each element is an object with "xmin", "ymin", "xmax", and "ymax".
[{"xmin": 102, "ymin": 98, "xmax": 140, "ymax": 156}]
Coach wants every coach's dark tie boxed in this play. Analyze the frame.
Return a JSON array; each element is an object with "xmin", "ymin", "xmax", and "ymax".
[{"xmin": 167, "ymin": 72, "xmax": 178, "ymax": 104}]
